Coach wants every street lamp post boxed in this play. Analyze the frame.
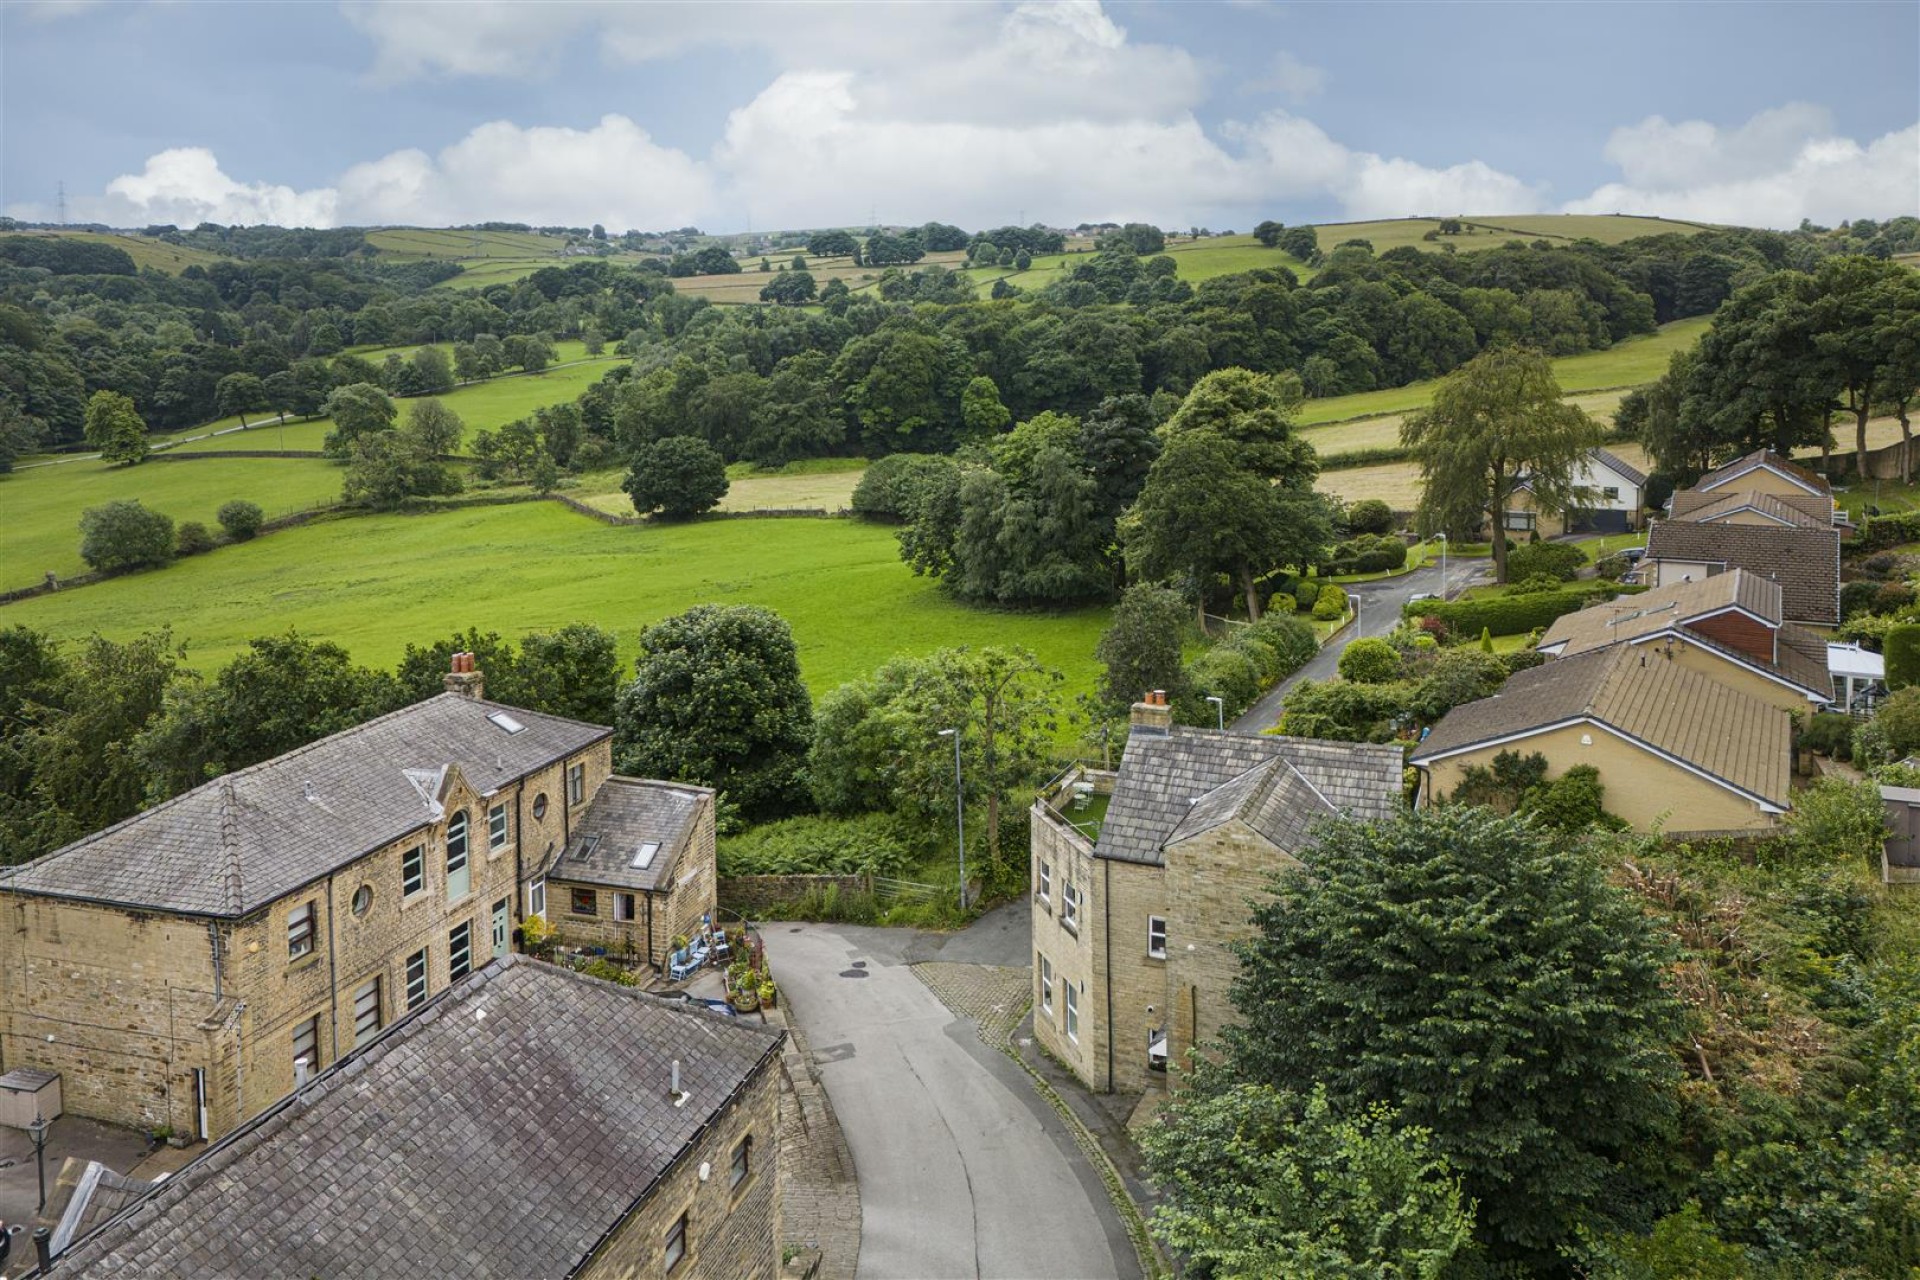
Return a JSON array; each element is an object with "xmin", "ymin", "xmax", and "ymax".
[
  {"xmin": 1205, "ymin": 695, "xmax": 1224, "ymax": 732},
  {"xmin": 27, "ymin": 1112, "xmax": 49, "ymax": 1212},
  {"xmin": 1436, "ymin": 533, "xmax": 1448, "ymax": 597},
  {"xmin": 937, "ymin": 728, "xmax": 966, "ymax": 909}
]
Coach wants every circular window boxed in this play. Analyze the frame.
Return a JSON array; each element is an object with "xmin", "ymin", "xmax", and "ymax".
[
  {"xmin": 532, "ymin": 793, "xmax": 549, "ymax": 820},
  {"xmin": 350, "ymin": 885, "xmax": 373, "ymax": 917}
]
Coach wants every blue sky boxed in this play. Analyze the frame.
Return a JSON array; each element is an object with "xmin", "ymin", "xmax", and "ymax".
[{"xmin": 4, "ymin": 1, "xmax": 1915, "ymax": 232}]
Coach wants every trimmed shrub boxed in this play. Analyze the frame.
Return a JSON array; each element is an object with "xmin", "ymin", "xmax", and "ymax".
[
  {"xmin": 1404, "ymin": 588, "xmax": 1609, "ymax": 637},
  {"xmin": 1323, "ymin": 533, "xmax": 1408, "ymax": 575},
  {"xmin": 1188, "ymin": 646, "xmax": 1261, "ymax": 717},
  {"xmin": 1338, "ymin": 637, "xmax": 1402, "ymax": 683},
  {"xmin": 1885, "ymin": 623, "xmax": 1920, "ymax": 690},
  {"xmin": 1345, "ymin": 498, "xmax": 1395, "ymax": 536},
  {"xmin": 1293, "ymin": 580, "xmax": 1320, "ymax": 611},
  {"xmin": 174, "ymin": 521, "xmax": 216, "ymax": 556},
  {"xmin": 216, "ymin": 499, "xmax": 264, "ymax": 541},
  {"xmin": 1858, "ymin": 510, "xmax": 1920, "ymax": 552},
  {"xmin": 1505, "ymin": 541, "xmax": 1585, "ymax": 583},
  {"xmin": 1312, "ymin": 583, "xmax": 1349, "ymax": 621}
]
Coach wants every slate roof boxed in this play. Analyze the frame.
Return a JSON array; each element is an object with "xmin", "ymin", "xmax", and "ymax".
[
  {"xmin": 1669, "ymin": 489, "xmax": 1829, "ymax": 528},
  {"xmin": 1410, "ymin": 645, "xmax": 1792, "ymax": 808},
  {"xmin": 46, "ymin": 956, "xmax": 783, "ymax": 1279},
  {"xmin": 1592, "ymin": 447, "xmax": 1648, "ymax": 488},
  {"xmin": 0, "ymin": 694, "xmax": 609, "ymax": 918},
  {"xmin": 1096, "ymin": 727, "xmax": 1402, "ymax": 866},
  {"xmin": 1643, "ymin": 519, "xmax": 1841, "ymax": 625},
  {"xmin": 545, "ymin": 776, "xmax": 711, "ymax": 891},
  {"xmin": 1694, "ymin": 448, "xmax": 1831, "ymax": 497}
]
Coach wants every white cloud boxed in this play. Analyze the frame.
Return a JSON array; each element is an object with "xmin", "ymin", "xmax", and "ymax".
[
  {"xmin": 1244, "ymin": 50, "xmax": 1328, "ymax": 102},
  {"xmin": 1565, "ymin": 105, "xmax": 1920, "ymax": 226},
  {"xmin": 48, "ymin": 148, "xmax": 340, "ymax": 228}
]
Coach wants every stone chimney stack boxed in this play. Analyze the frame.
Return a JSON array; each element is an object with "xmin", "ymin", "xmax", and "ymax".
[
  {"xmin": 1130, "ymin": 689, "xmax": 1172, "ymax": 736},
  {"xmin": 444, "ymin": 651, "xmax": 486, "ymax": 701}
]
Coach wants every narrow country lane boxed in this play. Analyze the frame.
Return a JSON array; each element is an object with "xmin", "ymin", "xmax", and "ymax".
[{"xmin": 762, "ymin": 921, "xmax": 1137, "ymax": 1280}]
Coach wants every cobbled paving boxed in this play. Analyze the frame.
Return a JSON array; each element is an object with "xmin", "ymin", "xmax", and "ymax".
[
  {"xmin": 909, "ymin": 961, "xmax": 1033, "ymax": 1048},
  {"xmin": 769, "ymin": 1005, "xmax": 861, "ymax": 1280}
]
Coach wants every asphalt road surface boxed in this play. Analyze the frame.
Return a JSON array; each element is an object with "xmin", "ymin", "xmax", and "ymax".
[
  {"xmin": 763, "ymin": 919, "xmax": 1138, "ymax": 1280},
  {"xmin": 1232, "ymin": 556, "xmax": 1489, "ymax": 733}
]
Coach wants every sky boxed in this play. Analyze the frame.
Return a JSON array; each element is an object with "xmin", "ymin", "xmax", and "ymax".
[{"xmin": 2, "ymin": 0, "xmax": 1915, "ymax": 234}]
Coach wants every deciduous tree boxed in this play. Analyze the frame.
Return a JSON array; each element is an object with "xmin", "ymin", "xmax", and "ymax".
[
  {"xmin": 82, "ymin": 390, "xmax": 148, "ymax": 465},
  {"xmin": 623, "ymin": 436, "xmax": 728, "ymax": 519},
  {"xmin": 78, "ymin": 499, "xmax": 174, "ymax": 573}
]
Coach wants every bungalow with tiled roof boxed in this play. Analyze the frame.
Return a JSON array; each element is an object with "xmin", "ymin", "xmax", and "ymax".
[
  {"xmin": 1642, "ymin": 519, "xmax": 1842, "ymax": 628},
  {"xmin": 1537, "ymin": 568, "xmax": 1833, "ymax": 713},
  {"xmin": 1505, "ymin": 447, "xmax": 1649, "ymax": 536},
  {"xmin": 1029, "ymin": 693, "xmax": 1404, "ymax": 1094},
  {"xmin": 1409, "ymin": 645, "xmax": 1792, "ymax": 834}
]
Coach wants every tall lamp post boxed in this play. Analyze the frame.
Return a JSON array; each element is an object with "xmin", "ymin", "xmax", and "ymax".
[
  {"xmin": 1435, "ymin": 532, "xmax": 1448, "ymax": 597},
  {"xmin": 937, "ymin": 728, "xmax": 966, "ymax": 909},
  {"xmin": 27, "ymin": 1111, "xmax": 49, "ymax": 1212},
  {"xmin": 1205, "ymin": 695, "xmax": 1224, "ymax": 732}
]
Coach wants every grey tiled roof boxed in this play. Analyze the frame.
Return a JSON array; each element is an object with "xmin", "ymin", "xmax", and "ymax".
[
  {"xmin": 1096, "ymin": 727, "xmax": 1403, "ymax": 866},
  {"xmin": 547, "ymin": 776, "xmax": 711, "ymax": 891},
  {"xmin": 1694, "ymin": 448, "xmax": 1831, "ymax": 498},
  {"xmin": 49, "ymin": 956, "xmax": 783, "ymax": 1278},
  {"xmin": 1592, "ymin": 447, "xmax": 1648, "ymax": 488},
  {"xmin": 1644, "ymin": 519, "xmax": 1841, "ymax": 625},
  {"xmin": 0, "ymin": 695, "xmax": 609, "ymax": 918}
]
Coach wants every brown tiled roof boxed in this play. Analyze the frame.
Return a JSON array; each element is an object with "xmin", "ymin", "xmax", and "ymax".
[
  {"xmin": 1542, "ymin": 570, "xmax": 1778, "ymax": 649},
  {"xmin": 0, "ymin": 694, "xmax": 609, "ymax": 918},
  {"xmin": 1670, "ymin": 488, "xmax": 1831, "ymax": 526},
  {"xmin": 1410, "ymin": 646, "xmax": 1791, "ymax": 808},
  {"xmin": 1643, "ymin": 520, "xmax": 1841, "ymax": 625},
  {"xmin": 1097, "ymin": 727, "xmax": 1403, "ymax": 866},
  {"xmin": 546, "ymin": 776, "xmax": 711, "ymax": 892},
  {"xmin": 49, "ymin": 957, "xmax": 783, "ymax": 1278},
  {"xmin": 1695, "ymin": 449, "xmax": 1831, "ymax": 498}
]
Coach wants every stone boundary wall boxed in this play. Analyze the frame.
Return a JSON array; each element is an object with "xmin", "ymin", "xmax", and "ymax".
[{"xmin": 718, "ymin": 875, "xmax": 870, "ymax": 915}]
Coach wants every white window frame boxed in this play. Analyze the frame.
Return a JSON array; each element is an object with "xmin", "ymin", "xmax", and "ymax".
[
  {"xmin": 404, "ymin": 948, "xmax": 429, "ymax": 1011},
  {"xmin": 352, "ymin": 976, "xmax": 382, "ymax": 1047},
  {"xmin": 1061, "ymin": 882, "xmax": 1079, "ymax": 933},
  {"xmin": 287, "ymin": 902, "xmax": 315, "ymax": 961},
  {"xmin": 488, "ymin": 802, "xmax": 509, "ymax": 851},
  {"xmin": 1064, "ymin": 981, "xmax": 1079, "ymax": 1044},
  {"xmin": 567, "ymin": 763, "xmax": 585, "ymax": 806},
  {"xmin": 449, "ymin": 921, "xmax": 473, "ymax": 981},
  {"xmin": 446, "ymin": 812, "xmax": 471, "ymax": 902},
  {"xmin": 1037, "ymin": 860, "xmax": 1051, "ymax": 904},
  {"xmin": 614, "ymin": 892, "xmax": 636, "ymax": 923},
  {"xmin": 528, "ymin": 878, "xmax": 547, "ymax": 920},
  {"xmin": 401, "ymin": 844, "xmax": 425, "ymax": 899},
  {"xmin": 292, "ymin": 1014, "xmax": 320, "ymax": 1074},
  {"xmin": 1147, "ymin": 916, "xmax": 1168, "ymax": 959},
  {"xmin": 1039, "ymin": 954, "xmax": 1053, "ymax": 1016}
]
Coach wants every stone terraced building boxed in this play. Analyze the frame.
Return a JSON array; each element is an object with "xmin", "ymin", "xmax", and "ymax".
[
  {"xmin": 0, "ymin": 659, "xmax": 715, "ymax": 1143},
  {"xmin": 1030, "ymin": 693, "xmax": 1403, "ymax": 1095}
]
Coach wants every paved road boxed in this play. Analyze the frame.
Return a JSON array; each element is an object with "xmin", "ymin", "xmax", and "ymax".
[
  {"xmin": 762, "ymin": 914, "xmax": 1137, "ymax": 1280},
  {"xmin": 1232, "ymin": 556, "xmax": 1490, "ymax": 732}
]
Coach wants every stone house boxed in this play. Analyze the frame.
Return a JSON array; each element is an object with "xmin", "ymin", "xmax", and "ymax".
[
  {"xmin": 1535, "ymin": 568, "xmax": 1833, "ymax": 714},
  {"xmin": 536, "ymin": 775, "xmax": 719, "ymax": 970},
  {"xmin": 36, "ymin": 956, "xmax": 784, "ymax": 1279},
  {"xmin": 1409, "ymin": 643, "xmax": 1792, "ymax": 833},
  {"xmin": 0, "ymin": 659, "xmax": 716, "ymax": 1142},
  {"xmin": 1030, "ymin": 694, "xmax": 1403, "ymax": 1095}
]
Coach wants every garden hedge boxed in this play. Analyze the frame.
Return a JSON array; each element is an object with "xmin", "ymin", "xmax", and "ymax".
[{"xmin": 1403, "ymin": 587, "xmax": 1632, "ymax": 636}]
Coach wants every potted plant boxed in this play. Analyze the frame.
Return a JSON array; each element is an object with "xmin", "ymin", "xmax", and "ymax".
[{"xmin": 758, "ymin": 978, "xmax": 777, "ymax": 1008}]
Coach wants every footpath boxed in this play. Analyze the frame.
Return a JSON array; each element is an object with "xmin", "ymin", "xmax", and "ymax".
[{"xmin": 764, "ymin": 1002, "xmax": 861, "ymax": 1280}]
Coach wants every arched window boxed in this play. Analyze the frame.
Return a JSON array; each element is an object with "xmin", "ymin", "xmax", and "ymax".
[{"xmin": 446, "ymin": 811, "xmax": 470, "ymax": 901}]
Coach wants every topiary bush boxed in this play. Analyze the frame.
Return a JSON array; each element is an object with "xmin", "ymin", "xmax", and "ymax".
[
  {"xmin": 216, "ymin": 499, "xmax": 264, "ymax": 541},
  {"xmin": 1345, "ymin": 498, "xmax": 1396, "ymax": 536},
  {"xmin": 1323, "ymin": 534, "xmax": 1408, "ymax": 575},
  {"xmin": 1312, "ymin": 583, "xmax": 1349, "ymax": 621},
  {"xmin": 1338, "ymin": 637, "xmax": 1403, "ymax": 683},
  {"xmin": 1293, "ymin": 580, "xmax": 1320, "ymax": 611},
  {"xmin": 174, "ymin": 521, "xmax": 216, "ymax": 556},
  {"xmin": 1404, "ymin": 588, "xmax": 1619, "ymax": 637}
]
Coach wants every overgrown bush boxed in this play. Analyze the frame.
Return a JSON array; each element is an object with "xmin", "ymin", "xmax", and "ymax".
[
  {"xmin": 1506, "ymin": 540, "xmax": 1586, "ymax": 583},
  {"xmin": 174, "ymin": 521, "xmax": 215, "ymax": 556},
  {"xmin": 1188, "ymin": 646, "xmax": 1261, "ymax": 717},
  {"xmin": 1594, "ymin": 551, "xmax": 1631, "ymax": 581},
  {"xmin": 1887, "ymin": 623, "xmax": 1920, "ymax": 690},
  {"xmin": 1406, "ymin": 586, "xmax": 1622, "ymax": 637},
  {"xmin": 215, "ymin": 499, "xmax": 264, "ymax": 541},
  {"xmin": 1345, "ymin": 498, "xmax": 1396, "ymax": 535},
  {"xmin": 849, "ymin": 453, "xmax": 955, "ymax": 521},
  {"xmin": 718, "ymin": 812, "xmax": 922, "ymax": 877},
  {"xmin": 1799, "ymin": 712, "xmax": 1856, "ymax": 760},
  {"xmin": 1322, "ymin": 533, "xmax": 1408, "ymax": 575},
  {"xmin": 78, "ymin": 499, "xmax": 175, "ymax": 574}
]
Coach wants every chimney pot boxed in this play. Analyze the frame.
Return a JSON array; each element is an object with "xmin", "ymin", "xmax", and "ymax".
[
  {"xmin": 1131, "ymin": 690, "xmax": 1173, "ymax": 736},
  {"xmin": 445, "ymin": 653, "xmax": 486, "ymax": 701}
]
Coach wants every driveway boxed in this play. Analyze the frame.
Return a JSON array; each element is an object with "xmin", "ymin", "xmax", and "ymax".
[
  {"xmin": 762, "ymin": 910, "xmax": 1138, "ymax": 1280},
  {"xmin": 1233, "ymin": 555, "xmax": 1490, "ymax": 732}
]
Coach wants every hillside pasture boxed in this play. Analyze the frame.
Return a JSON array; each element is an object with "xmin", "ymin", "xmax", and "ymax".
[
  {"xmin": 568, "ymin": 458, "xmax": 869, "ymax": 516},
  {"xmin": 669, "ymin": 249, "xmax": 975, "ymax": 303},
  {"xmin": 365, "ymin": 227, "xmax": 565, "ymax": 260},
  {"xmin": 0, "ymin": 456, "xmax": 345, "ymax": 590},
  {"xmin": 0, "ymin": 502, "xmax": 1110, "ymax": 700},
  {"xmin": 5, "ymin": 230, "xmax": 225, "ymax": 274},
  {"xmin": 1305, "ymin": 213, "xmax": 1710, "ymax": 257}
]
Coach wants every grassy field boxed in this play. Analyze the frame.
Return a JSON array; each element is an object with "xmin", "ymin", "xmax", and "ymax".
[
  {"xmin": 4, "ymin": 229, "xmax": 226, "ymax": 274},
  {"xmin": 160, "ymin": 355, "xmax": 624, "ymax": 453},
  {"xmin": 0, "ymin": 456, "xmax": 345, "ymax": 589},
  {"xmin": 365, "ymin": 228, "xmax": 565, "ymax": 260},
  {"xmin": 0, "ymin": 502, "xmax": 1111, "ymax": 700},
  {"xmin": 1306, "ymin": 214, "xmax": 1709, "ymax": 258},
  {"xmin": 567, "ymin": 458, "xmax": 869, "ymax": 516}
]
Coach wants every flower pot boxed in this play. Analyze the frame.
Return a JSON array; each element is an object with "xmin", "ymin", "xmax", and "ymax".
[{"xmin": 731, "ymin": 988, "xmax": 761, "ymax": 1013}]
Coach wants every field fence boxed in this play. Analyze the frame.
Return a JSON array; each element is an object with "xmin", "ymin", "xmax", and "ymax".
[{"xmin": 870, "ymin": 876, "xmax": 944, "ymax": 906}]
